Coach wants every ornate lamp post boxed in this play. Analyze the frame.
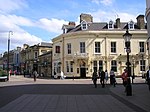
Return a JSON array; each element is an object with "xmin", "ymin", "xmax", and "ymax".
[
  {"xmin": 123, "ymin": 24, "xmax": 132, "ymax": 96},
  {"xmin": 7, "ymin": 31, "xmax": 13, "ymax": 80}
]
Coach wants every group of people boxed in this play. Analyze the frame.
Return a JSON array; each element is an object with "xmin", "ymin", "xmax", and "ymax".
[{"xmin": 92, "ymin": 69, "xmax": 116, "ymax": 88}]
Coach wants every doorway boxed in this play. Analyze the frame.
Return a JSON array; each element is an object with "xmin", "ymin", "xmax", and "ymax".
[
  {"xmin": 80, "ymin": 60, "xmax": 86, "ymax": 78},
  {"xmin": 80, "ymin": 67, "xmax": 86, "ymax": 78}
]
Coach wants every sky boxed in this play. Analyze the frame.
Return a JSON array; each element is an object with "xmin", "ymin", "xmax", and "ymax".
[{"xmin": 0, "ymin": 0, "xmax": 146, "ymax": 54}]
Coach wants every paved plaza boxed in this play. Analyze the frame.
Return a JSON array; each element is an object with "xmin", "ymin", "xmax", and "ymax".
[{"xmin": 0, "ymin": 76, "xmax": 150, "ymax": 112}]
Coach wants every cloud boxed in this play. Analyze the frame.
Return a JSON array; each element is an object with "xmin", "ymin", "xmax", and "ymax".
[
  {"xmin": 91, "ymin": 9, "xmax": 137, "ymax": 22},
  {"xmin": 37, "ymin": 18, "xmax": 68, "ymax": 34},
  {"xmin": 91, "ymin": 0, "xmax": 114, "ymax": 5},
  {"xmin": 0, "ymin": 0, "xmax": 28, "ymax": 13}
]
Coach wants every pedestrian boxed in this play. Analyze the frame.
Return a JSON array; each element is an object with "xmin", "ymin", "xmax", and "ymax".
[
  {"xmin": 60, "ymin": 71, "xmax": 66, "ymax": 79},
  {"xmin": 110, "ymin": 69, "xmax": 115, "ymax": 85},
  {"xmin": 92, "ymin": 70, "xmax": 98, "ymax": 88},
  {"xmin": 113, "ymin": 73, "xmax": 116, "ymax": 87},
  {"xmin": 100, "ymin": 70, "xmax": 105, "ymax": 88},
  {"xmin": 105, "ymin": 70, "xmax": 108, "ymax": 83},
  {"xmin": 98, "ymin": 69, "xmax": 102, "ymax": 84},
  {"xmin": 146, "ymin": 66, "xmax": 150, "ymax": 91},
  {"xmin": 33, "ymin": 70, "xmax": 38, "ymax": 82},
  {"xmin": 121, "ymin": 69, "xmax": 128, "ymax": 92}
]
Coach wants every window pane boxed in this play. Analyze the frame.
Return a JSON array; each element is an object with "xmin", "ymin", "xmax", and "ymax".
[
  {"xmin": 56, "ymin": 46, "xmax": 60, "ymax": 53},
  {"xmin": 67, "ymin": 43, "xmax": 71, "ymax": 54},
  {"xmin": 140, "ymin": 60, "xmax": 145, "ymax": 71},
  {"xmin": 139, "ymin": 42, "xmax": 144, "ymax": 53},
  {"xmin": 111, "ymin": 42, "xmax": 116, "ymax": 53},
  {"xmin": 111, "ymin": 60, "xmax": 117, "ymax": 72},
  {"xmin": 80, "ymin": 42, "xmax": 85, "ymax": 53},
  {"xmin": 95, "ymin": 42, "xmax": 100, "ymax": 53},
  {"xmin": 99, "ymin": 60, "xmax": 103, "ymax": 71},
  {"xmin": 93, "ymin": 61, "xmax": 97, "ymax": 72}
]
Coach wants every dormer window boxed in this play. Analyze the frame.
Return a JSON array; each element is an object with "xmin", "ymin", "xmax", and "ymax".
[
  {"xmin": 81, "ymin": 21, "xmax": 87, "ymax": 30},
  {"xmin": 108, "ymin": 20, "xmax": 114, "ymax": 29},
  {"xmin": 128, "ymin": 20, "xmax": 134, "ymax": 30}
]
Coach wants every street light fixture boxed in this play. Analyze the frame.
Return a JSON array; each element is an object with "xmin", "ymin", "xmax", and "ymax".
[
  {"xmin": 7, "ymin": 31, "xmax": 13, "ymax": 81},
  {"xmin": 123, "ymin": 24, "xmax": 132, "ymax": 96}
]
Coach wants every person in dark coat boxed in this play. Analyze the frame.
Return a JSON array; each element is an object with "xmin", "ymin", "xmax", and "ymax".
[
  {"xmin": 92, "ymin": 70, "xmax": 98, "ymax": 88},
  {"xmin": 100, "ymin": 70, "xmax": 105, "ymax": 88},
  {"xmin": 146, "ymin": 66, "xmax": 150, "ymax": 91}
]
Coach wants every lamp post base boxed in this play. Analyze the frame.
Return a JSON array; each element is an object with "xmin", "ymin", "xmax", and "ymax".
[{"xmin": 126, "ymin": 79, "xmax": 132, "ymax": 96}]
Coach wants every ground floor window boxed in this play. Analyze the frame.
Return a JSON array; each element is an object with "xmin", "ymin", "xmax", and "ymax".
[
  {"xmin": 140, "ymin": 60, "xmax": 145, "ymax": 71},
  {"xmin": 66, "ymin": 61, "xmax": 74, "ymax": 73},
  {"xmin": 111, "ymin": 60, "xmax": 117, "ymax": 72}
]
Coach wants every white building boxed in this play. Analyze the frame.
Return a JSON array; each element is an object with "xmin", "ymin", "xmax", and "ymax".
[
  {"xmin": 52, "ymin": 14, "xmax": 148, "ymax": 78},
  {"xmin": 146, "ymin": 0, "xmax": 150, "ymax": 57}
]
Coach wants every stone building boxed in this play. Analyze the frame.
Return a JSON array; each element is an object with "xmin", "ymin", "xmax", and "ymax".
[
  {"xmin": 52, "ymin": 13, "xmax": 148, "ymax": 78},
  {"xmin": 146, "ymin": 0, "xmax": 150, "ymax": 63}
]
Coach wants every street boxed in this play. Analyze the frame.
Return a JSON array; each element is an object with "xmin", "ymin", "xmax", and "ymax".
[{"xmin": 0, "ymin": 76, "xmax": 150, "ymax": 112}]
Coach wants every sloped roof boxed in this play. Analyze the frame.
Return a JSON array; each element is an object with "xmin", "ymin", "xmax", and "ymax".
[{"xmin": 67, "ymin": 22, "xmax": 147, "ymax": 33}]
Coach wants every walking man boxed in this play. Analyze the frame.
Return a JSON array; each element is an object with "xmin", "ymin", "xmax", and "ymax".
[{"xmin": 92, "ymin": 70, "xmax": 98, "ymax": 88}]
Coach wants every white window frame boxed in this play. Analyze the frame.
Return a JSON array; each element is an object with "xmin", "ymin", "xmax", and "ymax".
[
  {"xmin": 140, "ymin": 60, "xmax": 146, "ymax": 71},
  {"xmin": 80, "ymin": 42, "xmax": 85, "ymax": 53},
  {"xmin": 111, "ymin": 42, "xmax": 117, "ymax": 53},
  {"xmin": 128, "ymin": 21, "xmax": 134, "ymax": 30},
  {"xmin": 81, "ymin": 21, "xmax": 87, "ymax": 30},
  {"xmin": 94, "ymin": 42, "xmax": 101, "ymax": 54},
  {"xmin": 67, "ymin": 43, "xmax": 71, "ymax": 54},
  {"xmin": 111, "ymin": 60, "xmax": 117, "ymax": 72},
  {"xmin": 99, "ymin": 60, "xmax": 103, "ymax": 71},
  {"xmin": 108, "ymin": 20, "xmax": 114, "ymax": 29},
  {"xmin": 70, "ymin": 61, "xmax": 73, "ymax": 72},
  {"xmin": 139, "ymin": 41, "xmax": 145, "ymax": 53},
  {"xmin": 66, "ymin": 61, "xmax": 69, "ymax": 72},
  {"xmin": 93, "ymin": 61, "xmax": 97, "ymax": 72}
]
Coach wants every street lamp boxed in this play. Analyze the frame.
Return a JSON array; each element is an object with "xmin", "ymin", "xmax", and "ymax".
[
  {"xmin": 7, "ymin": 31, "xmax": 13, "ymax": 80},
  {"xmin": 123, "ymin": 24, "xmax": 132, "ymax": 96}
]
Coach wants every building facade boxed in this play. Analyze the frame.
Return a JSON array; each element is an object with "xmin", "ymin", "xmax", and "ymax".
[
  {"xmin": 52, "ymin": 14, "xmax": 148, "ymax": 78},
  {"xmin": 20, "ymin": 42, "xmax": 52, "ymax": 76},
  {"xmin": 146, "ymin": 0, "xmax": 150, "ymax": 64}
]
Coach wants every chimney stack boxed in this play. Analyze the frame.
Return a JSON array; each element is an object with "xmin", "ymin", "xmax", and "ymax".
[
  {"xmin": 80, "ymin": 13, "xmax": 93, "ymax": 23},
  {"xmin": 116, "ymin": 18, "xmax": 121, "ymax": 28},
  {"xmin": 136, "ymin": 15, "xmax": 145, "ymax": 29},
  {"xmin": 68, "ymin": 22, "xmax": 76, "ymax": 26}
]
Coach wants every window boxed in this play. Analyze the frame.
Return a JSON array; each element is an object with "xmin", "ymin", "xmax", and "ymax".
[
  {"xmin": 99, "ymin": 60, "xmax": 103, "ymax": 71},
  {"xmin": 66, "ymin": 61, "xmax": 69, "ymax": 72},
  {"xmin": 140, "ymin": 60, "xmax": 145, "ymax": 71},
  {"xmin": 67, "ymin": 43, "xmax": 71, "ymax": 54},
  {"xmin": 56, "ymin": 46, "xmax": 60, "ymax": 53},
  {"xmin": 70, "ymin": 61, "xmax": 73, "ymax": 72},
  {"xmin": 34, "ymin": 52, "xmax": 38, "ymax": 59},
  {"xmin": 108, "ymin": 20, "xmax": 114, "ymax": 29},
  {"xmin": 80, "ymin": 42, "xmax": 85, "ymax": 53},
  {"xmin": 95, "ymin": 42, "xmax": 101, "ymax": 53},
  {"xmin": 93, "ymin": 61, "xmax": 97, "ymax": 72},
  {"xmin": 128, "ymin": 21, "xmax": 134, "ymax": 29},
  {"xmin": 139, "ymin": 42, "xmax": 145, "ymax": 53},
  {"xmin": 111, "ymin": 60, "xmax": 117, "ymax": 72},
  {"xmin": 81, "ymin": 21, "xmax": 87, "ymax": 30},
  {"xmin": 111, "ymin": 42, "xmax": 116, "ymax": 53}
]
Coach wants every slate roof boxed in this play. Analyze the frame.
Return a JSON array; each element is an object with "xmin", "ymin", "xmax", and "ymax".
[{"xmin": 67, "ymin": 22, "xmax": 147, "ymax": 33}]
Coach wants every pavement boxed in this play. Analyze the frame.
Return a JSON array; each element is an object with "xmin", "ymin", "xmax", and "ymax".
[{"xmin": 0, "ymin": 75, "xmax": 150, "ymax": 112}]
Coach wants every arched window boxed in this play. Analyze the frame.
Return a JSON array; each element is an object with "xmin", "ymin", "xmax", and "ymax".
[{"xmin": 81, "ymin": 21, "xmax": 87, "ymax": 30}]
